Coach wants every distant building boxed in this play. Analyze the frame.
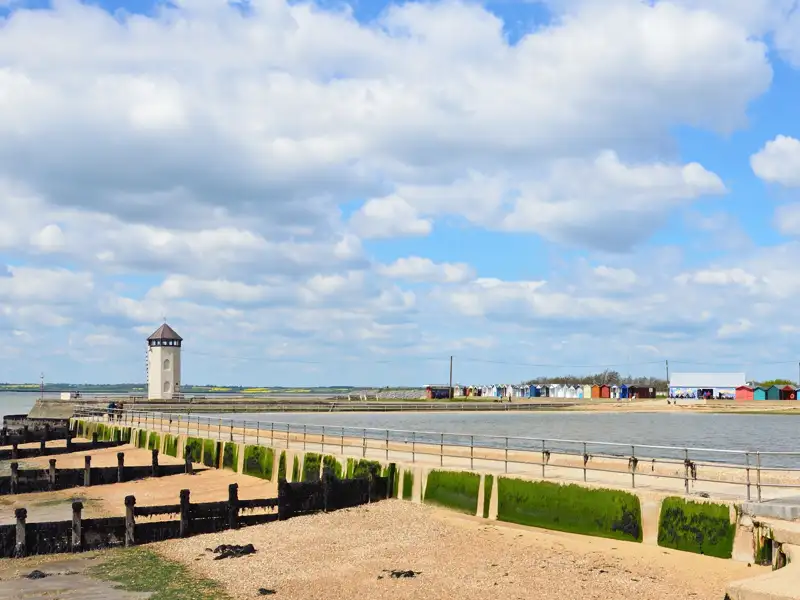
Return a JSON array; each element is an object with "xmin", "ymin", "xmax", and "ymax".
[
  {"xmin": 668, "ymin": 372, "xmax": 745, "ymax": 400},
  {"xmin": 147, "ymin": 323, "xmax": 183, "ymax": 401}
]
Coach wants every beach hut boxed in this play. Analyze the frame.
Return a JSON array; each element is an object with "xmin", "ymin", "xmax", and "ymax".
[
  {"xmin": 766, "ymin": 385, "xmax": 781, "ymax": 400},
  {"xmin": 582, "ymin": 384, "xmax": 592, "ymax": 399},
  {"xmin": 754, "ymin": 386, "xmax": 767, "ymax": 400},
  {"xmin": 577, "ymin": 386, "xmax": 584, "ymax": 399},
  {"xmin": 780, "ymin": 385, "xmax": 797, "ymax": 400},
  {"xmin": 556, "ymin": 385, "xmax": 567, "ymax": 399},
  {"xmin": 566, "ymin": 385, "xmax": 576, "ymax": 399},
  {"xmin": 619, "ymin": 384, "xmax": 629, "ymax": 399},
  {"xmin": 591, "ymin": 384, "xmax": 600, "ymax": 399},
  {"xmin": 610, "ymin": 385, "xmax": 619, "ymax": 399},
  {"xmin": 533, "ymin": 385, "xmax": 541, "ymax": 398},
  {"xmin": 735, "ymin": 385, "xmax": 754, "ymax": 400},
  {"xmin": 600, "ymin": 384, "xmax": 610, "ymax": 398}
]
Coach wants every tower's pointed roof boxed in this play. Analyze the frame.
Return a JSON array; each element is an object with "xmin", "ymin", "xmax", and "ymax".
[{"xmin": 147, "ymin": 323, "xmax": 183, "ymax": 342}]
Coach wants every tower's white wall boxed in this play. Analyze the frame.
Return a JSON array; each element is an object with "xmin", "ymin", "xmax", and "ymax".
[{"xmin": 147, "ymin": 345, "xmax": 182, "ymax": 400}]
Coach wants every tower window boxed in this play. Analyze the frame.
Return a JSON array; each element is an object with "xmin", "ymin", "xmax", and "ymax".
[
  {"xmin": 164, "ymin": 359, "xmax": 171, "ymax": 370},
  {"xmin": 163, "ymin": 381, "xmax": 170, "ymax": 393}
]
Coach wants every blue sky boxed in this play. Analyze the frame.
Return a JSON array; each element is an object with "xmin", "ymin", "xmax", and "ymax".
[{"xmin": 4, "ymin": 0, "xmax": 800, "ymax": 387}]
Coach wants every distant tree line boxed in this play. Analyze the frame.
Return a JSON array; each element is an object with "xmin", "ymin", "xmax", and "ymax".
[{"xmin": 523, "ymin": 369, "xmax": 668, "ymax": 391}]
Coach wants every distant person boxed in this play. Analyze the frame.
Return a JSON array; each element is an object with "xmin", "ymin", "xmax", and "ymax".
[
  {"xmin": 116, "ymin": 401, "xmax": 123, "ymax": 422},
  {"xmin": 107, "ymin": 401, "xmax": 116, "ymax": 422}
]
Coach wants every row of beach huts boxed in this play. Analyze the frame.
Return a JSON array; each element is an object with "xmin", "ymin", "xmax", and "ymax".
[{"xmin": 425, "ymin": 383, "xmax": 657, "ymax": 400}]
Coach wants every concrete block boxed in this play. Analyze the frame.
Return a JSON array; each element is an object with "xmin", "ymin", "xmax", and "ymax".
[
  {"xmin": 488, "ymin": 474, "xmax": 499, "ymax": 520},
  {"xmin": 726, "ymin": 564, "xmax": 800, "ymax": 600},
  {"xmin": 640, "ymin": 497, "xmax": 661, "ymax": 546},
  {"xmin": 476, "ymin": 474, "xmax": 485, "ymax": 518}
]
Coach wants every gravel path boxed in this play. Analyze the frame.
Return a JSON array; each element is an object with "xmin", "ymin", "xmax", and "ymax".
[{"xmin": 154, "ymin": 500, "xmax": 760, "ymax": 600}]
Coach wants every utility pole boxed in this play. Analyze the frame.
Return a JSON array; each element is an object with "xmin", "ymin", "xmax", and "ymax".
[
  {"xmin": 665, "ymin": 360, "xmax": 669, "ymax": 384},
  {"xmin": 449, "ymin": 356, "xmax": 453, "ymax": 398}
]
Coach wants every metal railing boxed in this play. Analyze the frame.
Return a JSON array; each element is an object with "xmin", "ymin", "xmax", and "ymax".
[{"xmin": 74, "ymin": 406, "xmax": 800, "ymax": 503}]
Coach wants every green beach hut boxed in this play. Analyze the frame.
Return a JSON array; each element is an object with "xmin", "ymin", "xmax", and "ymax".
[{"xmin": 766, "ymin": 385, "xmax": 781, "ymax": 400}]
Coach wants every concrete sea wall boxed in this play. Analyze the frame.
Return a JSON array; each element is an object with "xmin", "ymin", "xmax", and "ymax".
[{"xmin": 69, "ymin": 418, "xmax": 769, "ymax": 564}]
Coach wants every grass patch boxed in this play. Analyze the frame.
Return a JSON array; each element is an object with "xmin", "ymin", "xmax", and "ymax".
[
  {"xmin": 345, "ymin": 458, "xmax": 354, "ymax": 479},
  {"xmin": 302, "ymin": 453, "xmax": 321, "ymax": 482},
  {"xmin": 657, "ymin": 497, "xmax": 735, "ymax": 558},
  {"xmin": 243, "ymin": 446, "xmax": 274, "ymax": 480},
  {"xmin": 136, "ymin": 430, "xmax": 147, "ymax": 449},
  {"xmin": 393, "ymin": 466, "xmax": 400, "ymax": 497},
  {"xmin": 147, "ymin": 432, "xmax": 160, "ymax": 452},
  {"xmin": 185, "ymin": 437, "xmax": 202, "ymax": 463},
  {"xmin": 202, "ymin": 439, "xmax": 219, "ymax": 468},
  {"xmin": 87, "ymin": 547, "xmax": 233, "ymax": 600},
  {"xmin": 222, "ymin": 442, "xmax": 239, "ymax": 472},
  {"xmin": 278, "ymin": 451, "xmax": 287, "ymax": 481},
  {"xmin": 323, "ymin": 455, "xmax": 343, "ymax": 478},
  {"xmin": 291, "ymin": 455, "xmax": 299, "ymax": 482},
  {"xmin": 163, "ymin": 435, "xmax": 178, "ymax": 458},
  {"xmin": 424, "ymin": 470, "xmax": 479, "ymax": 514},
  {"xmin": 352, "ymin": 459, "xmax": 381, "ymax": 479},
  {"xmin": 497, "ymin": 478, "xmax": 642, "ymax": 542},
  {"xmin": 402, "ymin": 470, "xmax": 414, "ymax": 500},
  {"xmin": 483, "ymin": 474, "xmax": 494, "ymax": 518}
]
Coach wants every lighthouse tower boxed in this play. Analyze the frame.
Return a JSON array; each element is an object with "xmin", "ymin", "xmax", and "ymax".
[{"xmin": 147, "ymin": 323, "xmax": 183, "ymax": 401}]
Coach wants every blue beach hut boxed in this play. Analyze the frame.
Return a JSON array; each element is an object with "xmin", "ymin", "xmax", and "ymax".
[
  {"xmin": 766, "ymin": 385, "xmax": 781, "ymax": 400},
  {"xmin": 754, "ymin": 386, "xmax": 767, "ymax": 400},
  {"xmin": 620, "ymin": 384, "xmax": 629, "ymax": 399}
]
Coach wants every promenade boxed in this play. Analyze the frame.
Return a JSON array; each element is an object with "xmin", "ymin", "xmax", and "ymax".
[{"xmin": 81, "ymin": 409, "xmax": 800, "ymax": 502}]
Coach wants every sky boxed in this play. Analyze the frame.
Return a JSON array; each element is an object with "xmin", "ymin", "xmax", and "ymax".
[{"xmin": 5, "ymin": 0, "xmax": 800, "ymax": 387}]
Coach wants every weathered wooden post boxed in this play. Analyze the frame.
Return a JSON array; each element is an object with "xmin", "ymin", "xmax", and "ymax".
[
  {"xmin": 322, "ymin": 467, "xmax": 332, "ymax": 513},
  {"xmin": 277, "ymin": 480, "xmax": 288, "ymax": 521},
  {"xmin": 39, "ymin": 439, "xmax": 47, "ymax": 455},
  {"xmin": 179, "ymin": 489, "xmax": 191, "ymax": 537},
  {"xmin": 10, "ymin": 462, "xmax": 19, "ymax": 495},
  {"xmin": 44, "ymin": 424, "xmax": 50, "ymax": 442},
  {"xmin": 117, "ymin": 452, "xmax": 125, "ymax": 483},
  {"xmin": 11, "ymin": 443, "xmax": 18, "ymax": 460},
  {"xmin": 184, "ymin": 446, "xmax": 193, "ymax": 475},
  {"xmin": 71, "ymin": 501, "xmax": 82, "ymax": 552},
  {"xmin": 124, "ymin": 496, "xmax": 136, "ymax": 547},
  {"xmin": 91, "ymin": 432, "xmax": 98, "ymax": 448},
  {"xmin": 14, "ymin": 508, "xmax": 27, "ymax": 558},
  {"xmin": 151, "ymin": 449, "xmax": 159, "ymax": 477},
  {"xmin": 66, "ymin": 431, "xmax": 72, "ymax": 451},
  {"xmin": 0, "ymin": 427, "xmax": 7, "ymax": 446},
  {"xmin": 48, "ymin": 459, "xmax": 57, "ymax": 491},
  {"xmin": 227, "ymin": 483, "xmax": 239, "ymax": 530},
  {"xmin": 84, "ymin": 455, "xmax": 92, "ymax": 487},
  {"xmin": 22, "ymin": 425, "xmax": 30, "ymax": 443}
]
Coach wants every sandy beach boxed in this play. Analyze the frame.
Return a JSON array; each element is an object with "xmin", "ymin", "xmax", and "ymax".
[{"xmin": 156, "ymin": 499, "xmax": 763, "ymax": 600}]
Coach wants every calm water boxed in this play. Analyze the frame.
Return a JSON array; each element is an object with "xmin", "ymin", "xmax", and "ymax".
[{"xmin": 203, "ymin": 410, "xmax": 800, "ymax": 467}]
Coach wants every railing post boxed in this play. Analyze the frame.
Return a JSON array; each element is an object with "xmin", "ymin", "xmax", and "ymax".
[
  {"xmin": 228, "ymin": 483, "xmax": 239, "ymax": 530},
  {"xmin": 71, "ymin": 501, "xmax": 82, "ymax": 552},
  {"xmin": 440, "ymin": 433, "xmax": 444, "ymax": 467},
  {"xmin": 412, "ymin": 431, "xmax": 416, "ymax": 463},
  {"xmin": 630, "ymin": 445, "xmax": 636, "ymax": 488},
  {"xmin": 504, "ymin": 437, "xmax": 509, "ymax": 473},
  {"xmin": 362, "ymin": 428, "xmax": 366, "ymax": 458},
  {"xmin": 179, "ymin": 489, "xmax": 191, "ymax": 537},
  {"xmin": 756, "ymin": 451, "xmax": 762, "ymax": 502},
  {"xmin": 256, "ymin": 422, "xmax": 260, "ymax": 445},
  {"xmin": 470, "ymin": 435, "xmax": 474, "ymax": 470},
  {"xmin": 49, "ymin": 458, "xmax": 57, "ymax": 491},
  {"xmin": 286, "ymin": 424, "xmax": 289, "ymax": 449},
  {"xmin": 684, "ymin": 449, "xmax": 689, "ymax": 495},
  {"xmin": 151, "ymin": 449, "xmax": 159, "ymax": 478},
  {"xmin": 303, "ymin": 424, "xmax": 307, "ymax": 451},
  {"xmin": 39, "ymin": 438, "xmax": 46, "ymax": 455},
  {"xmin": 10, "ymin": 462, "xmax": 19, "ymax": 495},
  {"xmin": 124, "ymin": 495, "xmax": 136, "ymax": 547},
  {"xmin": 14, "ymin": 508, "xmax": 27, "ymax": 558},
  {"xmin": 118, "ymin": 452, "xmax": 125, "ymax": 483},
  {"xmin": 84, "ymin": 455, "xmax": 92, "ymax": 487},
  {"xmin": 11, "ymin": 443, "xmax": 17, "ymax": 460},
  {"xmin": 583, "ymin": 442, "xmax": 587, "ymax": 482},
  {"xmin": 541, "ymin": 440, "xmax": 546, "ymax": 478},
  {"xmin": 385, "ymin": 429, "xmax": 389, "ymax": 461},
  {"xmin": 218, "ymin": 418, "xmax": 221, "ymax": 440},
  {"xmin": 271, "ymin": 422, "xmax": 274, "ymax": 445},
  {"xmin": 745, "ymin": 452, "xmax": 751, "ymax": 502},
  {"xmin": 341, "ymin": 427, "xmax": 344, "ymax": 455}
]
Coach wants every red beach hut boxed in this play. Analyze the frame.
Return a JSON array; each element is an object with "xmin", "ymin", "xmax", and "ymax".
[
  {"xmin": 780, "ymin": 385, "xmax": 797, "ymax": 400},
  {"xmin": 599, "ymin": 384, "xmax": 610, "ymax": 399},
  {"xmin": 735, "ymin": 385, "xmax": 754, "ymax": 401}
]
